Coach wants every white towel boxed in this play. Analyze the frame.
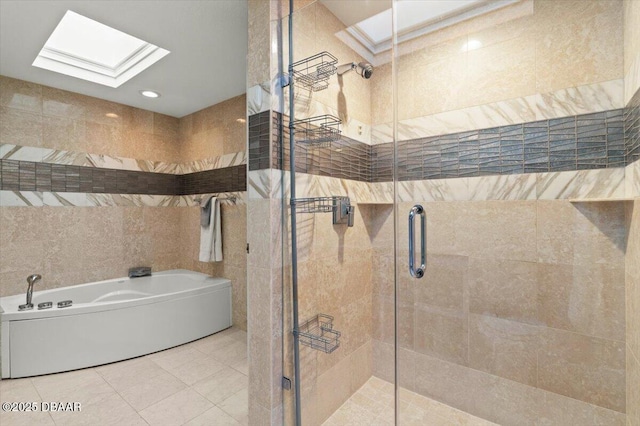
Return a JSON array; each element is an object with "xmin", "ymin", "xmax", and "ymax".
[{"xmin": 199, "ymin": 197, "xmax": 223, "ymax": 262}]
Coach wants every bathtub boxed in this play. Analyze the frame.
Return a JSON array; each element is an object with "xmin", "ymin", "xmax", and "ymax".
[{"xmin": 0, "ymin": 270, "xmax": 232, "ymax": 378}]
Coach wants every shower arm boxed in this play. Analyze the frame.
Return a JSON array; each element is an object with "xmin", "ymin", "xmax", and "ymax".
[{"xmin": 336, "ymin": 62, "xmax": 357, "ymax": 75}]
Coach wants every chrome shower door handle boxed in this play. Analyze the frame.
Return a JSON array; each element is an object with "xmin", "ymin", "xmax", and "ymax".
[{"xmin": 408, "ymin": 205, "xmax": 426, "ymax": 279}]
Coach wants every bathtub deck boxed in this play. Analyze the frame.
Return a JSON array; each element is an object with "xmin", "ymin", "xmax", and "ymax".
[{"xmin": 0, "ymin": 326, "xmax": 248, "ymax": 426}]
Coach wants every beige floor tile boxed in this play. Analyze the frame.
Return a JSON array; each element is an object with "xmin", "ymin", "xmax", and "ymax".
[
  {"xmin": 149, "ymin": 347, "xmax": 209, "ymax": 372},
  {"xmin": 209, "ymin": 340, "xmax": 248, "ymax": 366},
  {"xmin": 164, "ymin": 354, "xmax": 226, "ymax": 386},
  {"xmin": 0, "ymin": 377, "xmax": 41, "ymax": 401},
  {"xmin": 188, "ymin": 332, "xmax": 238, "ymax": 355},
  {"xmin": 400, "ymin": 403, "xmax": 457, "ymax": 425},
  {"xmin": 192, "ymin": 367, "xmax": 248, "ymax": 404},
  {"xmin": 118, "ymin": 370, "xmax": 187, "ymax": 411},
  {"xmin": 218, "ymin": 387, "xmax": 249, "ymax": 425},
  {"xmin": 0, "ymin": 409, "xmax": 56, "ymax": 426},
  {"xmin": 95, "ymin": 356, "xmax": 165, "ymax": 392},
  {"xmin": 145, "ymin": 342, "xmax": 193, "ymax": 364},
  {"xmin": 323, "ymin": 400, "xmax": 379, "ymax": 426},
  {"xmin": 31, "ymin": 369, "xmax": 116, "ymax": 407},
  {"xmin": 229, "ymin": 356, "xmax": 249, "ymax": 376},
  {"xmin": 140, "ymin": 388, "xmax": 213, "ymax": 426},
  {"xmin": 185, "ymin": 406, "xmax": 243, "ymax": 426},
  {"xmin": 50, "ymin": 392, "xmax": 147, "ymax": 426},
  {"xmin": 217, "ymin": 326, "xmax": 248, "ymax": 343},
  {"xmin": 4, "ymin": 330, "xmax": 249, "ymax": 426},
  {"xmin": 348, "ymin": 389, "xmax": 388, "ymax": 417},
  {"xmin": 323, "ymin": 377, "xmax": 496, "ymax": 426}
]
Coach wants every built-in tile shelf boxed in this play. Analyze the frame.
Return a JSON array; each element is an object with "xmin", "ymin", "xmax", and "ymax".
[{"xmin": 569, "ymin": 197, "xmax": 637, "ymax": 202}]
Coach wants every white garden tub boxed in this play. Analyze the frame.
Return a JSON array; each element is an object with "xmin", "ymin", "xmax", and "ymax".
[{"xmin": 0, "ymin": 270, "xmax": 231, "ymax": 378}]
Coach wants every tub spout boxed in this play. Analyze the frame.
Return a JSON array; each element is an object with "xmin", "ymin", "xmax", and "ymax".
[{"xmin": 25, "ymin": 274, "xmax": 41, "ymax": 307}]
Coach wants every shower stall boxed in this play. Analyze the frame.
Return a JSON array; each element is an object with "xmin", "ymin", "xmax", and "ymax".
[{"xmin": 246, "ymin": 0, "xmax": 640, "ymax": 424}]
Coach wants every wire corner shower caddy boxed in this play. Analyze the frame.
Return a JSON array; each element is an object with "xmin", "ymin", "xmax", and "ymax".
[
  {"xmin": 291, "ymin": 51, "xmax": 338, "ymax": 92},
  {"xmin": 293, "ymin": 114, "xmax": 341, "ymax": 148},
  {"xmin": 298, "ymin": 314, "xmax": 341, "ymax": 353},
  {"xmin": 292, "ymin": 195, "xmax": 354, "ymax": 227}
]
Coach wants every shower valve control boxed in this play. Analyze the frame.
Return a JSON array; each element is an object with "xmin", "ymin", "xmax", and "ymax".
[{"xmin": 332, "ymin": 197, "xmax": 355, "ymax": 227}]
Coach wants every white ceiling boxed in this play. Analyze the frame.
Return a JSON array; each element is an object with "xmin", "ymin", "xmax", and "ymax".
[{"xmin": 0, "ymin": 0, "xmax": 248, "ymax": 118}]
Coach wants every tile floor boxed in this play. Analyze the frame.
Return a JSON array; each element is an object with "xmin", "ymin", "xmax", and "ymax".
[
  {"xmin": 322, "ymin": 376, "xmax": 497, "ymax": 426},
  {"xmin": 0, "ymin": 326, "xmax": 248, "ymax": 426}
]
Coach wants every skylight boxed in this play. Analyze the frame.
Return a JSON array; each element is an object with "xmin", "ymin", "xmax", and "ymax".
[
  {"xmin": 345, "ymin": 0, "xmax": 519, "ymax": 55},
  {"xmin": 32, "ymin": 10, "xmax": 169, "ymax": 88}
]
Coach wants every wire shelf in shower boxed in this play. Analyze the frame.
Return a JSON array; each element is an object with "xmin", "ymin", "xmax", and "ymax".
[
  {"xmin": 291, "ymin": 51, "xmax": 338, "ymax": 92},
  {"xmin": 297, "ymin": 314, "xmax": 341, "ymax": 353},
  {"xmin": 292, "ymin": 196, "xmax": 347, "ymax": 214},
  {"xmin": 293, "ymin": 114, "xmax": 341, "ymax": 147}
]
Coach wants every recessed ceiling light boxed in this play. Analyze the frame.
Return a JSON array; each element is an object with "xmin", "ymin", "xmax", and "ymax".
[
  {"xmin": 105, "ymin": 113, "xmax": 119, "ymax": 118},
  {"xmin": 140, "ymin": 90, "xmax": 160, "ymax": 98},
  {"xmin": 32, "ymin": 10, "xmax": 170, "ymax": 88}
]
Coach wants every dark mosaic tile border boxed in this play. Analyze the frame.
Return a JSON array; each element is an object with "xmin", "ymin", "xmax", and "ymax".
[
  {"xmin": 0, "ymin": 160, "xmax": 246, "ymax": 195},
  {"xmin": 248, "ymin": 110, "xmax": 272, "ymax": 171},
  {"xmin": 382, "ymin": 109, "xmax": 626, "ymax": 181},
  {"xmin": 181, "ymin": 166, "xmax": 246, "ymax": 194},
  {"xmin": 256, "ymin": 106, "xmax": 637, "ymax": 182},
  {"xmin": 625, "ymin": 90, "xmax": 640, "ymax": 165}
]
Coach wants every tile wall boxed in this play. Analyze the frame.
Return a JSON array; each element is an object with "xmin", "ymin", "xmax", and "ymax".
[
  {"xmin": 0, "ymin": 76, "xmax": 248, "ymax": 331},
  {"xmin": 261, "ymin": 107, "xmax": 635, "ymax": 183},
  {"xmin": 372, "ymin": 198, "xmax": 628, "ymax": 424},
  {"xmin": 626, "ymin": 199, "xmax": 640, "ymax": 426},
  {"xmin": 246, "ymin": 0, "xmax": 639, "ymax": 424}
]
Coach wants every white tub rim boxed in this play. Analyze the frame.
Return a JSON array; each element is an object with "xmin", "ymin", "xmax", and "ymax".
[{"xmin": 0, "ymin": 269, "xmax": 230, "ymax": 321}]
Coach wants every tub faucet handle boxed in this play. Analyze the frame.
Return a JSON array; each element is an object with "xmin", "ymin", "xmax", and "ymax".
[{"xmin": 27, "ymin": 274, "xmax": 41, "ymax": 286}]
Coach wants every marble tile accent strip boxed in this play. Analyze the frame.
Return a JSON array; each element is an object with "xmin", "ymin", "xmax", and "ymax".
[
  {"xmin": 247, "ymin": 82, "xmax": 271, "ymax": 116},
  {"xmin": 0, "ymin": 160, "xmax": 246, "ymax": 196},
  {"xmin": 625, "ymin": 160, "xmax": 640, "ymax": 198},
  {"xmin": 0, "ymin": 191, "xmax": 246, "ymax": 207},
  {"xmin": 253, "ymin": 168, "xmax": 626, "ymax": 204},
  {"xmin": 372, "ymin": 80, "xmax": 624, "ymax": 144},
  {"xmin": 0, "ymin": 144, "xmax": 246, "ymax": 175}
]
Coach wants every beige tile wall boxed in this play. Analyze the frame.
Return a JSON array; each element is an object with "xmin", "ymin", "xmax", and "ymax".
[
  {"xmin": 178, "ymin": 94, "xmax": 246, "ymax": 163},
  {"xmin": 372, "ymin": 199, "xmax": 628, "ymax": 423},
  {"xmin": 624, "ymin": 0, "xmax": 640, "ymax": 102},
  {"xmin": 373, "ymin": 0, "xmax": 624, "ymax": 125},
  {"xmin": 0, "ymin": 206, "xmax": 183, "ymax": 298},
  {"xmin": 0, "ymin": 76, "xmax": 180, "ymax": 163},
  {"xmin": 179, "ymin": 204, "xmax": 247, "ymax": 331},
  {"xmin": 0, "ymin": 77, "xmax": 248, "ymax": 331},
  {"xmin": 284, "ymin": 1, "xmax": 372, "ymax": 128},
  {"xmin": 626, "ymin": 200, "xmax": 640, "ymax": 426},
  {"xmin": 280, "ymin": 201, "xmax": 374, "ymax": 426}
]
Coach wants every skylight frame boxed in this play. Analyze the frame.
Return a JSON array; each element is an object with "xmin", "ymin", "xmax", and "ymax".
[{"xmin": 32, "ymin": 10, "xmax": 169, "ymax": 88}]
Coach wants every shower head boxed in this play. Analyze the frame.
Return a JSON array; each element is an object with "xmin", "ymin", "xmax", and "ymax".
[
  {"xmin": 336, "ymin": 61, "xmax": 374, "ymax": 79},
  {"xmin": 357, "ymin": 62, "xmax": 374, "ymax": 79}
]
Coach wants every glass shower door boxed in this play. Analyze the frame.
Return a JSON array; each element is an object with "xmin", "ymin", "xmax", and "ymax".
[{"xmin": 393, "ymin": 1, "xmax": 628, "ymax": 425}]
